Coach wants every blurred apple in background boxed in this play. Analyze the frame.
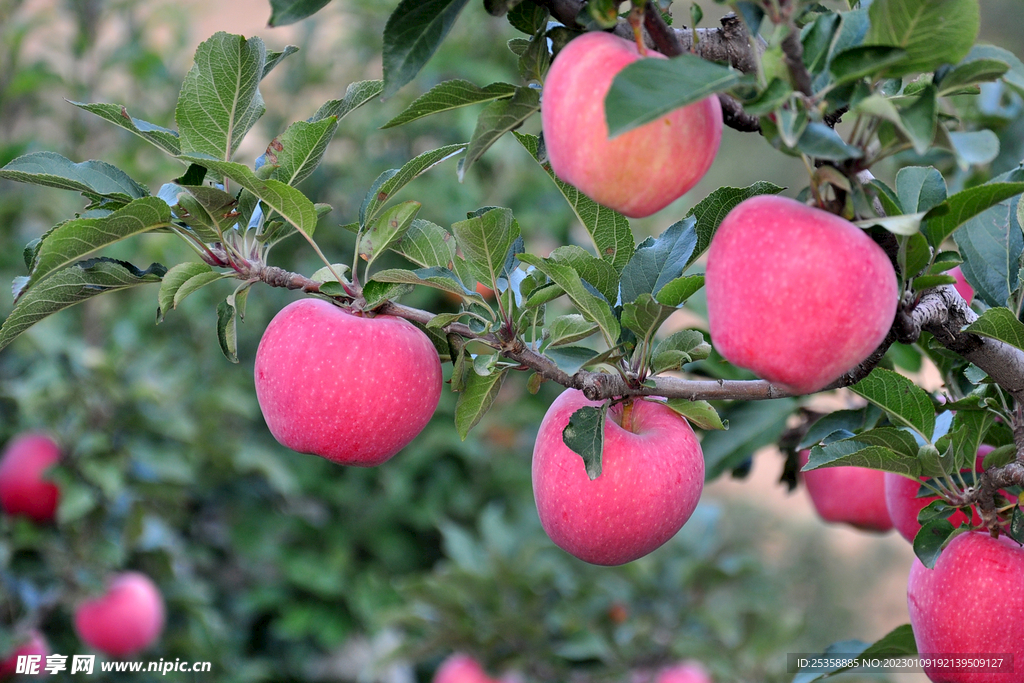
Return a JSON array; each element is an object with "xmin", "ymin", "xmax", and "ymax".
[
  {"xmin": 75, "ymin": 572, "xmax": 165, "ymax": 658},
  {"xmin": 800, "ymin": 450, "xmax": 893, "ymax": 532},
  {"xmin": 0, "ymin": 433, "xmax": 61, "ymax": 523}
]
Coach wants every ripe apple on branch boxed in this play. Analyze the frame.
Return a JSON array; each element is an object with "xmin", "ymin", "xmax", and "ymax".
[{"xmin": 2, "ymin": 0, "xmax": 1024, "ymax": 680}]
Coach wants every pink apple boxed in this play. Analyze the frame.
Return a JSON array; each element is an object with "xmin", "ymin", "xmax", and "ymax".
[
  {"xmin": 705, "ymin": 195, "xmax": 898, "ymax": 394},
  {"xmin": 74, "ymin": 571, "xmax": 165, "ymax": 658},
  {"xmin": 0, "ymin": 433, "xmax": 61, "ymax": 523},
  {"xmin": 885, "ymin": 446, "xmax": 996, "ymax": 543},
  {"xmin": 655, "ymin": 661, "xmax": 714, "ymax": 683},
  {"xmin": 254, "ymin": 298, "xmax": 442, "ymax": 466},
  {"xmin": 908, "ymin": 531, "xmax": 1024, "ymax": 683},
  {"xmin": 532, "ymin": 390, "xmax": 704, "ymax": 566},
  {"xmin": 541, "ymin": 31, "xmax": 723, "ymax": 218},
  {"xmin": 0, "ymin": 630, "xmax": 47, "ymax": 679},
  {"xmin": 950, "ymin": 266, "xmax": 975, "ymax": 304},
  {"xmin": 800, "ymin": 450, "xmax": 893, "ymax": 532},
  {"xmin": 433, "ymin": 653, "xmax": 495, "ymax": 683}
]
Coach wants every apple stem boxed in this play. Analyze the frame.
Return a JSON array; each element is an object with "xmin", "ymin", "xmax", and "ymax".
[
  {"xmin": 628, "ymin": 4, "xmax": 647, "ymax": 56},
  {"xmin": 620, "ymin": 399, "xmax": 636, "ymax": 433}
]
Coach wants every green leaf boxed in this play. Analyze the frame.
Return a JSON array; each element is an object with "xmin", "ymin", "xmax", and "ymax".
[
  {"xmin": 702, "ymin": 399, "xmax": 798, "ymax": 480},
  {"xmin": 950, "ymin": 409, "xmax": 993, "ymax": 471},
  {"xmin": 262, "ymin": 46, "xmax": 299, "ymax": 79},
  {"xmin": 912, "ymin": 274, "xmax": 956, "ymax": 290},
  {"xmin": 390, "ymin": 219, "xmax": 457, "ymax": 269},
  {"xmin": 359, "ymin": 201, "xmax": 422, "ymax": 270},
  {"xmin": 943, "ymin": 130, "xmax": 1000, "ymax": 169},
  {"xmin": 605, "ymin": 53, "xmax": 741, "ymax": 137},
  {"xmin": 652, "ymin": 329, "xmax": 711, "ymax": 374},
  {"xmin": 507, "ymin": 1, "xmax": 548, "ymax": 34},
  {"xmin": 382, "ymin": 0, "xmax": 472, "ymax": 99},
  {"xmin": 362, "ymin": 280, "xmax": 413, "ymax": 310},
  {"xmin": 542, "ymin": 346, "xmax": 600, "ymax": 375},
  {"xmin": 850, "ymin": 426, "xmax": 921, "ymax": 457},
  {"xmin": 621, "ymin": 293, "xmax": 673, "ymax": 341},
  {"xmin": 454, "ymin": 367, "xmax": 506, "ymax": 439},
  {"xmin": 547, "ymin": 245, "xmax": 619, "ymax": 304},
  {"xmin": 966, "ymin": 45, "xmax": 1024, "ymax": 96},
  {"xmin": 953, "ymin": 191, "xmax": 1022, "ymax": 308},
  {"xmin": 372, "ymin": 266, "xmax": 483, "ymax": 301},
  {"xmin": 519, "ymin": 253, "xmax": 620, "ymax": 346},
  {"xmin": 261, "ymin": 116, "xmax": 339, "ymax": 186},
  {"xmin": 361, "ymin": 143, "xmax": 467, "ymax": 226},
  {"xmin": 922, "ymin": 180, "xmax": 1024, "ymax": 247},
  {"xmin": 798, "ymin": 406, "xmax": 882, "ymax": 450},
  {"xmin": 513, "ymin": 132, "xmax": 634, "ymax": 273},
  {"xmin": 517, "ymin": 28, "xmax": 551, "ymax": 84},
  {"xmin": 0, "ymin": 258, "xmax": 166, "ymax": 352},
  {"xmin": 793, "ymin": 625, "xmax": 917, "ymax": 683},
  {"xmin": 310, "ymin": 80, "xmax": 385, "ymax": 123},
  {"xmin": 18, "ymin": 197, "xmax": 171, "ymax": 299},
  {"xmin": 176, "ymin": 155, "xmax": 323, "ymax": 259},
  {"xmin": 897, "ymin": 166, "xmax": 947, "ymax": 213},
  {"xmin": 795, "ymin": 122, "xmax": 864, "ymax": 160},
  {"xmin": 0, "ymin": 151, "xmax": 149, "ymax": 201},
  {"xmin": 804, "ymin": 440, "xmax": 920, "ymax": 476},
  {"xmin": 67, "ymin": 102, "xmax": 181, "ymax": 156},
  {"xmin": 963, "ymin": 307, "xmax": 1024, "ymax": 352},
  {"xmin": 157, "ymin": 262, "xmax": 213, "ymax": 321},
  {"xmin": 913, "ymin": 518, "xmax": 957, "ymax": 568},
  {"xmin": 900, "ymin": 86, "xmax": 938, "ymax": 155},
  {"xmin": 451, "ymin": 207, "xmax": 520, "ymax": 291},
  {"xmin": 938, "ymin": 58, "xmax": 1009, "ymax": 94},
  {"xmin": 619, "ymin": 217, "xmax": 697, "ymax": 303},
  {"xmin": 562, "ymin": 405, "xmax": 607, "ymax": 480},
  {"xmin": 217, "ymin": 297, "xmax": 239, "ymax": 363},
  {"xmin": 856, "ymin": 212, "xmax": 926, "ymax": 236},
  {"xmin": 740, "ymin": 78, "xmax": 792, "ymax": 117},
  {"xmin": 546, "ymin": 314, "xmax": 599, "ymax": 347},
  {"xmin": 685, "ymin": 181, "xmax": 785, "ymax": 265},
  {"xmin": 654, "ymin": 275, "xmax": 704, "ymax": 306},
  {"xmin": 867, "ymin": 178, "xmax": 903, "ymax": 216},
  {"xmin": 175, "ymin": 32, "xmax": 267, "ymax": 161},
  {"xmin": 381, "ymin": 80, "xmax": 516, "ymax": 128},
  {"xmin": 850, "ymin": 367, "xmax": 935, "ymax": 441},
  {"xmin": 828, "ymin": 45, "xmax": 908, "ymax": 85},
  {"xmin": 661, "ymin": 399, "xmax": 726, "ymax": 431},
  {"xmin": 173, "ymin": 184, "xmax": 239, "ymax": 242},
  {"xmin": 866, "ymin": 0, "xmax": 980, "ymax": 77},
  {"xmin": 173, "ymin": 271, "xmax": 229, "ymax": 308},
  {"xmin": 458, "ymin": 86, "xmax": 540, "ymax": 181},
  {"xmin": 268, "ymin": 0, "xmax": 332, "ymax": 26}
]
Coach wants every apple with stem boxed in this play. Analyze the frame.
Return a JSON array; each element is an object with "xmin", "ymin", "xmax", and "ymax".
[
  {"xmin": 950, "ymin": 266, "xmax": 975, "ymax": 304},
  {"xmin": 254, "ymin": 298, "xmax": 443, "ymax": 467},
  {"xmin": 884, "ymin": 446, "xmax": 996, "ymax": 543},
  {"xmin": 705, "ymin": 195, "xmax": 898, "ymax": 394},
  {"xmin": 907, "ymin": 531, "xmax": 1024, "ymax": 683},
  {"xmin": 532, "ymin": 390, "xmax": 704, "ymax": 566},
  {"xmin": 0, "ymin": 433, "xmax": 61, "ymax": 523},
  {"xmin": 541, "ymin": 31, "xmax": 722, "ymax": 218},
  {"xmin": 0, "ymin": 630, "xmax": 47, "ymax": 679},
  {"xmin": 433, "ymin": 653, "xmax": 496, "ymax": 683},
  {"xmin": 74, "ymin": 572, "xmax": 165, "ymax": 658},
  {"xmin": 800, "ymin": 451, "xmax": 893, "ymax": 532}
]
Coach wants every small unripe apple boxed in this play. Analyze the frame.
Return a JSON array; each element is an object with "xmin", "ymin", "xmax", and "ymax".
[
  {"xmin": 0, "ymin": 433, "xmax": 61, "ymax": 523},
  {"xmin": 885, "ymin": 446, "xmax": 994, "ymax": 543},
  {"xmin": 705, "ymin": 195, "xmax": 898, "ymax": 394},
  {"xmin": 74, "ymin": 572, "xmax": 165, "ymax": 658},
  {"xmin": 541, "ymin": 31, "xmax": 723, "ymax": 218},
  {"xmin": 800, "ymin": 450, "xmax": 893, "ymax": 532},
  {"xmin": 532, "ymin": 390, "xmax": 704, "ymax": 566},
  {"xmin": 908, "ymin": 531, "xmax": 1024, "ymax": 683},
  {"xmin": 433, "ymin": 653, "xmax": 495, "ymax": 683},
  {"xmin": 0, "ymin": 630, "xmax": 47, "ymax": 679},
  {"xmin": 254, "ymin": 298, "xmax": 443, "ymax": 466},
  {"xmin": 949, "ymin": 266, "xmax": 974, "ymax": 304},
  {"xmin": 656, "ymin": 661, "xmax": 714, "ymax": 683}
]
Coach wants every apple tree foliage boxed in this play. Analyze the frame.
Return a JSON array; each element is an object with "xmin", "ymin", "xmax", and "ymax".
[{"xmin": 2, "ymin": 0, "xmax": 1024, "ymax": 679}]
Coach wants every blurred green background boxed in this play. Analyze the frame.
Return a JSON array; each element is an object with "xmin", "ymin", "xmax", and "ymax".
[{"xmin": 1, "ymin": 1, "xmax": 1022, "ymax": 681}]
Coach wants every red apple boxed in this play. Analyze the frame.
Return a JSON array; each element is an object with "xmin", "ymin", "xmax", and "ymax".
[
  {"xmin": 705, "ymin": 195, "xmax": 898, "ymax": 394},
  {"xmin": 885, "ymin": 446, "xmax": 996, "ymax": 543},
  {"xmin": 950, "ymin": 266, "xmax": 975, "ymax": 304},
  {"xmin": 532, "ymin": 390, "xmax": 704, "ymax": 566},
  {"xmin": 541, "ymin": 31, "xmax": 723, "ymax": 218},
  {"xmin": 433, "ymin": 653, "xmax": 495, "ymax": 683},
  {"xmin": 74, "ymin": 571, "xmax": 165, "ymax": 658},
  {"xmin": 800, "ymin": 450, "xmax": 893, "ymax": 532},
  {"xmin": 254, "ymin": 298, "xmax": 443, "ymax": 467},
  {"xmin": 908, "ymin": 531, "xmax": 1024, "ymax": 683},
  {"xmin": 0, "ymin": 433, "xmax": 61, "ymax": 523},
  {"xmin": 0, "ymin": 630, "xmax": 47, "ymax": 679},
  {"xmin": 656, "ymin": 661, "xmax": 714, "ymax": 683}
]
